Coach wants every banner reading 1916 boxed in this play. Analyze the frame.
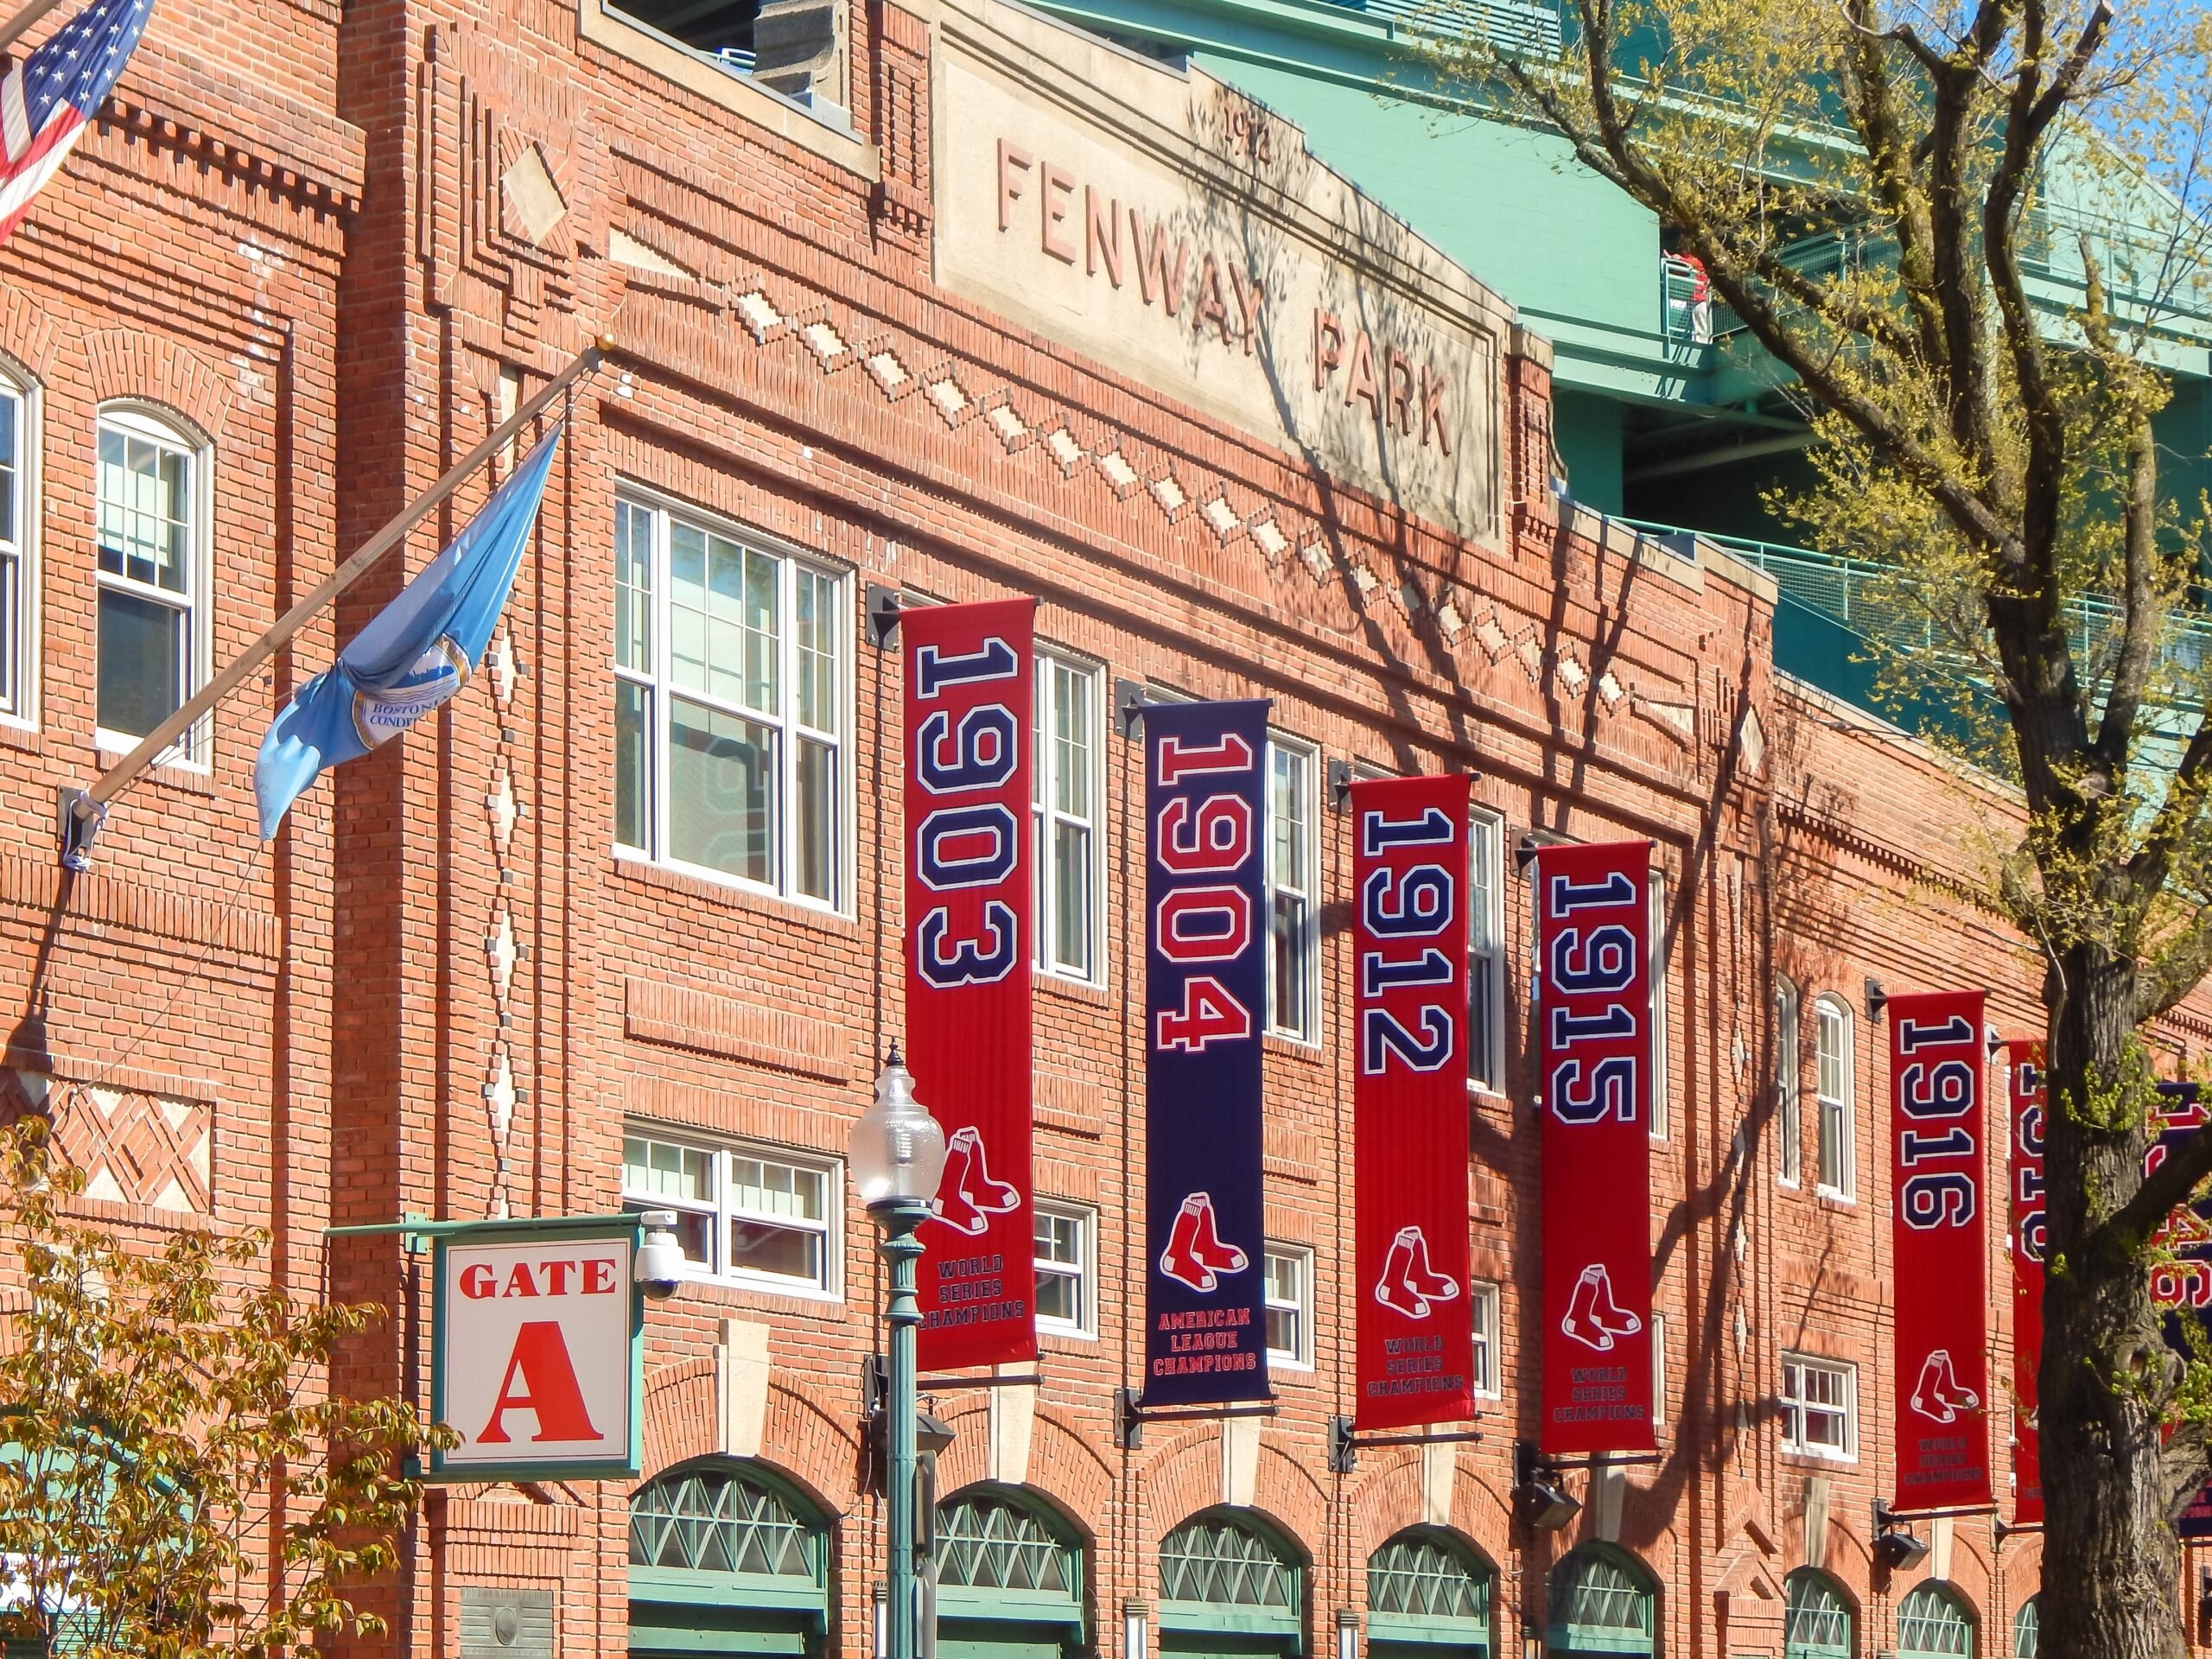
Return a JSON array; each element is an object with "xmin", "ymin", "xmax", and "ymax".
[
  {"xmin": 1351, "ymin": 776, "xmax": 1472, "ymax": 1430},
  {"xmin": 1535, "ymin": 840, "xmax": 1655, "ymax": 1454},
  {"xmin": 2006, "ymin": 1040, "xmax": 2045, "ymax": 1527},
  {"xmin": 905, "ymin": 597, "xmax": 1039, "ymax": 1371},
  {"xmin": 1143, "ymin": 698, "xmax": 1271, "ymax": 1406},
  {"xmin": 2146, "ymin": 1083, "xmax": 2212, "ymax": 1539},
  {"xmin": 1889, "ymin": 990, "xmax": 1990, "ymax": 1512}
]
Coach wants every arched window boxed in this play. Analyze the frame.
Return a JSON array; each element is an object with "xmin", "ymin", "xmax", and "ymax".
[
  {"xmin": 1775, "ymin": 976, "xmax": 1801, "ymax": 1185},
  {"xmin": 2011, "ymin": 1599, "xmax": 2036, "ymax": 1659},
  {"xmin": 1814, "ymin": 995, "xmax": 1855, "ymax": 1199},
  {"xmin": 94, "ymin": 404, "xmax": 208, "ymax": 761},
  {"xmin": 627, "ymin": 1459, "xmax": 829, "ymax": 1657},
  {"xmin": 0, "ymin": 359, "xmax": 38, "ymax": 725},
  {"xmin": 1367, "ymin": 1528, "xmax": 1493, "ymax": 1658},
  {"xmin": 1896, "ymin": 1584, "xmax": 1975, "ymax": 1658},
  {"xmin": 1546, "ymin": 1545, "xmax": 1656, "ymax": 1656},
  {"xmin": 1158, "ymin": 1510, "xmax": 1302, "ymax": 1656},
  {"xmin": 934, "ymin": 1486, "xmax": 1084, "ymax": 1656},
  {"xmin": 1783, "ymin": 1570, "xmax": 1852, "ymax": 1659}
]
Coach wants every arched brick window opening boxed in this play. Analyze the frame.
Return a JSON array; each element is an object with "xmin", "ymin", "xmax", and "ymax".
[{"xmin": 627, "ymin": 1458, "xmax": 830, "ymax": 1658}]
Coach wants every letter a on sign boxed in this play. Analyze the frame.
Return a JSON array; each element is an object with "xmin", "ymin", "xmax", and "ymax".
[{"xmin": 432, "ymin": 1226, "xmax": 643, "ymax": 1480}]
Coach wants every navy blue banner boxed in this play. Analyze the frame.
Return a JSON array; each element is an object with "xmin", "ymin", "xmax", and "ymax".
[
  {"xmin": 1143, "ymin": 698, "xmax": 1272, "ymax": 1406},
  {"xmin": 2148, "ymin": 1082, "xmax": 2212, "ymax": 1538}
]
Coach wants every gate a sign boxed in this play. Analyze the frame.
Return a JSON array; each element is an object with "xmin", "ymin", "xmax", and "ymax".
[{"xmin": 431, "ymin": 1223, "xmax": 644, "ymax": 1480}]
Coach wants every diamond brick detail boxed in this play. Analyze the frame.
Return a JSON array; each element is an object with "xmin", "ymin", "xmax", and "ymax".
[
  {"xmin": 486, "ymin": 766, "xmax": 518, "ymax": 849},
  {"xmin": 486, "ymin": 1047, "xmax": 517, "ymax": 1141},
  {"xmin": 866, "ymin": 350, "xmax": 911, "ymax": 393},
  {"xmin": 1098, "ymin": 450, "xmax": 1139, "ymax": 490},
  {"xmin": 1046, "ymin": 429, "xmax": 1084, "ymax": 469},
  {"xmin": 1397, "ymin": 579, "xmax": 1427, "ymax": 616},
  {"xmin": 1349, "ymin": 564, "xmax": 1379, "ymax": 599},
  {"xmin": 1298, "ymin": 540, "xmax": 1332, "ymax": 582},
  {"xmin": 1201, "ymin": 497, "xmax": 1241, "ymax": 538},
  {"xmin": 987, "ymin": 404, "xmax": 1028, "ymax": 445},
  {"xmin": 799, "ymin": 320, "xmax": 849, "ymax": 364},
  {"xmin": 1555, "ymin": 648, "xmax": 1588, "ymax": 693},
  {"xmin": 1252, "ymin": 520, "xmax": 1289, "ymax": 559},
  {"xmin": 734, "ymin": 290, "xmax": 783, "ymax": 340},
  {"xmin": 1598, "ymin": 670, "xmax": 1627, "ymax": 708},
  {"xmin": 1435, "ymin": 596, "xmax": 1465, "ymax": 639},
  {"xmin": 1474, "ymin": 613, "xmax": 1510, "ymax": 660},
  {"xmin": 487, "ymin": 906, "xmax": 517, "ymax": 999},
  {"xmin": 1150, "ymin": 474, "xmax": 1187, "ymax": 515},
  {"xmin": 927, "ymin": 377, "xmax": 971, "ymax": 421},
  {"xmin": 1516, "ymin": 637, "xmax": 1544, "ymax": 682}
]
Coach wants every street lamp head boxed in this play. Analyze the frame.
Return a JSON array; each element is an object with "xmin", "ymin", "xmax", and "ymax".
[{"xmin": 853, "ymin": 1042, "xmax": 949, "ymax": 1211}]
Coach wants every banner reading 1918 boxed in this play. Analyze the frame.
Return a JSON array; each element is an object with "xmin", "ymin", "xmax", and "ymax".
[
  {"xmin": 904, "ymin": 597, "xmax": 1039, "ymax": 1371},
  {"xmin": 1351, "ymin": 776, "xmax": 1472, "ymax": 1431},
  {"xmin": 2006, "ymin": 1040, "xmax": 2045, "ymax": 1527},
  {"xmin": 1888, "ymin": 990, "xmax": 1990, "ymax": 1512},
  {"xmin": 1143, "ymin": 698, "xmax": 1271, "ymax": 1407},
  {"xmin": 1535, "ymin": 840, "xmax": 1655, "ymax": 1454}
]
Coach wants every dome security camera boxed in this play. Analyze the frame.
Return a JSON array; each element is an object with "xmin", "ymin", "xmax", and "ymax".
[{"xmin": 633, "ymin": 1210, "xmax": 687, "ymax": 1300}]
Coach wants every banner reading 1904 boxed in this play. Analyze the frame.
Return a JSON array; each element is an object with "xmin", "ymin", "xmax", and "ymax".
[
  {"xmin": 1535, "ymin": 840, "xmax": 1655, "ymax": 1454},
  {"xmin": 1143, "ymin": 698, "xmax": 1271, "ymax": 1407},
  {"xmin": 1888, "ymin": 990, "xmax": 1990, "ymax": 1512},
  {"xmin": 904, "ymin": 597, "xmax": 1039, "ymax": 1371},
  {"xmin": 1351, "ymin": 776, "xmax": 1472, "ymax": 1431}
]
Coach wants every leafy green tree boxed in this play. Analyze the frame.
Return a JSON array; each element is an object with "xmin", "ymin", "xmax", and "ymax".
[
  {"xmin": 1413, "ymin": 2, "xmax": 2212, "ymax": 1650},
  {"xmin": 0, "ymin": 1119, "xmax": 446, "ymax": 1659}
]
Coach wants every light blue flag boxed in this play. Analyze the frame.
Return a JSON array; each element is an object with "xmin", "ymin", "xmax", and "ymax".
[{"xmin": 256, "ymin": 423, "xmax": 564, "ymax": 839}]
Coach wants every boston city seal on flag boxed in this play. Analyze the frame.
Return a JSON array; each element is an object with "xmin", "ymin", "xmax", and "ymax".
[{"xmin": 255, "ymin": 423, "xmax": 563, "ymax": 838}]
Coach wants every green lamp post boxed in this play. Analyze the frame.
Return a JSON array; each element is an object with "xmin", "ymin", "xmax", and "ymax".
[{"xmin": 852, "ymin": 1041, "xmax": 949, "ymax": 1659}]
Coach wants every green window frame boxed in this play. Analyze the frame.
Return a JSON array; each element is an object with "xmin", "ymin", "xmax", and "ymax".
[
  {"xmin": 1783, "ymin": 1570, "xmax": 1852, "ymax": 1659},
  {"xmin": 933, "ymin": 1485, "xmax": 1086, "ymax": 1657},
  {"xmin": 1159, "ymin": 1510, "xmax": 1304, "ymax": 1648},
  {"xmin": 627, "ymin": 1459, "xmax": 830, "ymax": 1657},
  {"xmin": 1897, "ymin": 1585, "xmax": 1975, "ymax": 1658},
  {"xmin": 1546, "ymin": 1545, "xmax": 1656, "ymax": 1656},
  {"xmin": 2011, "ymin": 1599, "xmax": 2036, "ymax": 1659},
  {"xmin": 1366, "ymin": 1528, "xmax": 1492, "ymax": 1655}
]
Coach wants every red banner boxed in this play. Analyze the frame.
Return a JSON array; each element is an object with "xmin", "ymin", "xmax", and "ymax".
[
  {"xmin": 1351, "ymin": 776, "xmax": 1472, "ymax": 1430},
  {"xmin": 1535, "ymin": 841, "xmax": 1655, "ymax": 1454},
  {"xmin": 1889, "ymin": 990, "xmax": 1990, "ymax": 1511},
  {"xmin": 2005, "ymin": 1040, "xmax": 2044, "ymax": 1526},
  {"xmin": 904, "ymin": 598, "xmax": 1038, "ymax": 1370}
]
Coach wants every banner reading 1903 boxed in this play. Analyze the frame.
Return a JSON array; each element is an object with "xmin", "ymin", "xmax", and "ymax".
[
  {"xmin": 1143, "ymin": 698, "xmax": 1271, "ymax": 1407},
  {"xmin": 904, "ymin": 597, "xmax": 1039, "ymax": 1371},
  {"xmin": 1535, "ymin": 840, "xmax": 1655, "ymax": 1454},
  {"xmin": 2006, "ymin": 1040, "xmax": 2045, "ymax": 1527},
  {"xmin": 1351, "ymin": 776, "xmax": 1472, "ymax": 1431},
  {"xmin": 1888, "ymin": 990, "xmax": 1990, "ymax": 1512}
]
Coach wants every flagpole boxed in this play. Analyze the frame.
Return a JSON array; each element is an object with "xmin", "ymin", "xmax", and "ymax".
[
  {"xmin": 58, "ymin": 335, "xmax": 612, "ymax": 869},
  {"xmin": 0, "ymin": 0, "xmax": 67, "ymax": 54}
]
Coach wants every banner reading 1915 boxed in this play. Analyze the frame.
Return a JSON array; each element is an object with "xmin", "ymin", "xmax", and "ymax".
[
  {"xmin": 1351, "ymin": 776, "xmax": 1472, "ymax": 1430},
  {"xmin": 905, "ymin": 597, "xmax": 1039, "ymax": 1371},
  {"xmin": 1143, "ymin": 698, "xmax": 1271, "ymax": 1406},
  {"xmin": 1888, "ymin": 990, "xmax": 1990, "ymax": 1512},
  {"xmin": 2006, "ymin": 1040, "xmax": 2045, "ymax": 1527},
  {"xmin": 1535, "ymin": 839, "xmax": 1655, "ymax": 1454}
]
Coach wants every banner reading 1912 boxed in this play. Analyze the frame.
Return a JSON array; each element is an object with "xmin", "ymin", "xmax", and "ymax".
[
  {"xmin": 1535, "ymin": 839, "xmax": 1655, "ymax": 1454},
  {"xmin": 1888, "ymin": 989, "xmax": 1990, "ymax": 1512},
  {"xmin": 1143, "ymin": 698, "xmax": 1271, "ymax": 1406},
  {"xmin": 904, "ymin": 597, "xmax": 1039, "ymax": 1371},
  {"xmin": 1351, "ymin": 776, "xmax": 1472, "ymax": 1430},
  {"xmin": 2006, "ymin": 1040, "xmax": 2045, "ymax": 1527}
]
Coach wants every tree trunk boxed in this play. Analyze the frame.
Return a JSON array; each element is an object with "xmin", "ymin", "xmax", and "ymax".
[{"xmin": 2039, "ymin": 942, "xmax": 2190, "ymax": 1657}]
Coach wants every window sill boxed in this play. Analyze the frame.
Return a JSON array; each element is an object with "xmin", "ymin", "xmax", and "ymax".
[
  {"xmin": 1815, "ymin": 1189, "xmax": 1858, "ymax": 1211},
  {"xmin": 658, "ymin": 1274, "xmax": 844, "ymax": 1313},
  {"xmin": 1264, "ymin": 1031, "xmax": 1325, "ymax": 1064},
  {"xmin": 1038, "ymin": 1324, "xmax": 1097, "ymax": 1347},
  {"xmin": 1038, "ymin": 970, "xmax": 1110, "ymax": 1008},
  {"xmin": 577, "ymin": 0, "xmax": 879, "ymax": 180},
  {"xmin": 1780, "ymin": 1448, "xmax": 1858, "ymax": 1469},
  {"xmin": 93, "ymin": 733, "xmax": 215, "ymax": 796},
  {"xmin": 610, "ymin": 849, "xmax": 857, "ymax": 932},
  {"xmin": 0, "ymin": 716, "xmax": 41, "ymax": 754}
]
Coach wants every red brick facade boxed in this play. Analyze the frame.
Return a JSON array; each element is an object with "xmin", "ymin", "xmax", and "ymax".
[{"xmin": 4, "ymin": 0, "xmax": 2211, "ymax": 1653}]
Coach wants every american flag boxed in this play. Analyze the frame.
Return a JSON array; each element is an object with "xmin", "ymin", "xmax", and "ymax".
[{"xmin": 0, "ymin": 0, "xmax": 155, "ymax": 245}]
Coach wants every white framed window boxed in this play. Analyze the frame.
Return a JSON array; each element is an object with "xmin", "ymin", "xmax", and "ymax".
[
  {"xmin": 1649, "ymin": 872, "xmax": 1669, "ymax": 1141},
  {"xmin": 1262, "ymin": 1243, "xmax": 1313, "ymax": 1369},
  {"xmin": 1468, "ymin": 808, "xmax": 1506, "ymax": 1094},
  {"xmin": 0, "ymin": 369, "xmax": 37, "ymax": 726},
  {"xmin": 1470, "ymin": 1279, "xmax": 1502, "ymax": 1398},
  {"xmin": 1781, "ymin": 1352, "xmax": 1857, "ymax": 1460},
  {"xmin": 620, "ymin": 1126, "xmax": 841, "ymax": 1299},
  {"xmin": 95, "ymin": 405, "xmax": 208, "ymax": 760},
  {"xmin": 1033, "ymin": 1200, "xmax": 1095, "ymax": 1338},
  {"xmin": 1651, "ymin": 1312, "xmax": 1668, "ymax": 1429},
  {"xmin": 1815, "ymin": 995, "xmax": 1855, "ymax": 1199},
  {"xmin": 1033, "ymin": 649, "xmax": 1103, "ymax": 982},
  {"xmin": 1776, "ymin": 976, "xmax": 1802, "ymax": 1186},
  {"xmin": 612, "ymin": 493, "xmax": 849, "ymax": 909},
  {"xmin": 1266, "ymin": 737, "xmax": 1319, "ymax": 1043}
]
